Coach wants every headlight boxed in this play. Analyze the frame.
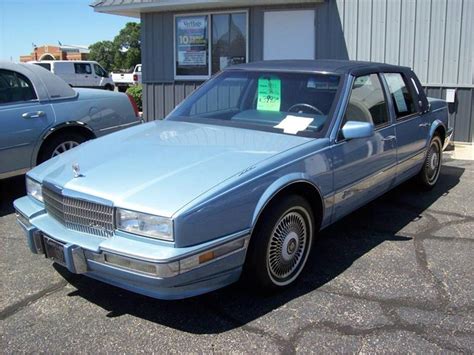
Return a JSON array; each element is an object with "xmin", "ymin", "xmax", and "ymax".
[
  {"xmin": 26, "ymin": 177, "xmax": 43, "ymax": 202},
  {"xmin": 116, "ymin": 208, "xmax": 173, "ymax": 241}
]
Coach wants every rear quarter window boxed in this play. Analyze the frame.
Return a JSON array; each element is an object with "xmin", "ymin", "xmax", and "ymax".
[{"xmin": 383, "ymin": 73, "xmax": 417, "ymax": 119}]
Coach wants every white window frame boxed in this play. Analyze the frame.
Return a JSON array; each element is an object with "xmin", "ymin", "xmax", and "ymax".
[{"xmin": 174, "ymin": 9, "xmax": 249, "ymax": 81}]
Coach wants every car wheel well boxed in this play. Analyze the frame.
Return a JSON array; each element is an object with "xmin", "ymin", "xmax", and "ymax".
[
  {"xmin": 434, "ymin": 125, "xmax": 446, "ymax": 145},
  {"xmin": 37, "ymin": 126, "xmax": 95, "ymax": 164},
  {"xmin": 253, "ymin": 182, "xmax": 324, "ymax": 235}
]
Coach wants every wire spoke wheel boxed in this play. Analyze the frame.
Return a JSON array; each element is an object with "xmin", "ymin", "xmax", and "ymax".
[
  {"xmin": 266, "ymin": 207, "xmax": 312, "ymax": 286},
  {"xmin": 51, "ymin": 141, "xmax": 79, "ymax": 157},
  {"xmin": 425, "ymin": 139, "xmax": 441, "ymax": 184}
]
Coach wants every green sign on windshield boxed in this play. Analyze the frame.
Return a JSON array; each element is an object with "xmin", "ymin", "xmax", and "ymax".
[{"xmin": 257, "ymin": 77, "xmax": 281, "ymax": 111}]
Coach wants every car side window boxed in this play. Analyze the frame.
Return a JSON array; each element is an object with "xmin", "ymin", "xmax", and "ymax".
[
  {"xmin": 74, "ymin": 63, "xmax": 92, "ymax": 75},
  {"xmin": 0, "ymin": 69, "xmax": 37, "ymax": 104},
  {"xmin": 341, "ymin": 74, "xmax": 389, "ymax": 131},
  {"xmin": 94, "ymin": 64, "xmax": 107, "ymax": 77},
  {"xmin": 383, "ymin": 73, "xmax": 417, "ymax": 119},
  {"xmin": 33, "ymin": 62, "xmax": 51, "ymax": 71}
]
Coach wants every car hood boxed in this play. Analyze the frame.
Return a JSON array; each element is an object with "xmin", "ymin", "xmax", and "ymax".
[{"xmin": 30, "ymin": 120, "xmax": 311, "ymax": 217}]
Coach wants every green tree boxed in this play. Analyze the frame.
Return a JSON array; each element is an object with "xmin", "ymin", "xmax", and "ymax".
[
  {"xmin": 113, "ymin": 22, "xmax": 141, "ymax": 70},
  {"xmin": 88, "ymin": 40, "xmax": 115, "ymax": 72},
  {"xmin": 88, "ymin": 22, "xmax": 141, "ymax": 71}
]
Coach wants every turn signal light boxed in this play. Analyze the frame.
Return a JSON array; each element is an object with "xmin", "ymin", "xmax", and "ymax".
[{"xmin": 198, "ymin": 251, "xmax": 215, "ymax": 264}]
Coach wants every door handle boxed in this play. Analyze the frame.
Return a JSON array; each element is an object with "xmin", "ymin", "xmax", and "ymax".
[
  {"xmin": 381, "ymin": 135, "xmax": 396, "ymax": 142},
  {"xmin": 22, "ymin": 111, "xmax": 45, "ymax": 119},
  {"xmin": 419, "ymin": 123, "xmax": 430, "ymax": 127}
]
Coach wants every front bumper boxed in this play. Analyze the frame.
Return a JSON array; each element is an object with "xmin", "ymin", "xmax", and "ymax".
[{"xmin": 14, "ymin": 196, "xmax": 249, "ymax": 300}]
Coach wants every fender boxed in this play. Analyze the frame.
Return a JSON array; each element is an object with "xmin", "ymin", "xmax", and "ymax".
[
  {"xmin": 250, "ymin": 173, "xmax": 325, "ymax": 231},
  {"xmin": 429, "ymin": 119, "xmax": 446, "ymax": 140},
  {"xmin": 41, "ymin": 121, "xmax": 95, "ymax": 141}
]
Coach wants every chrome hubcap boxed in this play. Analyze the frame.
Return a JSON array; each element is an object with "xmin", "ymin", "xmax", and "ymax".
[
  {"xmin": 268, "ymin": 210, "xmax": 308, "ymax": 282},
  {"xmin": 52, "ymin": 141, "xmax": 79, "ymax": 157},
  {"xmin": 281, "ymin": 231, "xmax": 299, "ymax": 261},
  {"xmin": 430, "ymin": 152, "xmax": 439, "ymax": 170}
]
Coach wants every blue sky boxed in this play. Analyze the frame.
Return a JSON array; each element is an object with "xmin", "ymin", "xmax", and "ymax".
[{"xmin": 0, "ymin": 0, "xmax": 138, "ymax": 61}]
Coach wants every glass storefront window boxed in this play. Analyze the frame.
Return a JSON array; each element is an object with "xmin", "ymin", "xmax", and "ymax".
[
  {"xmin": 211, "ymin": 13, "xmax": 247, "ymax": 74},
  {"xmin": 175, "ymin": 11, "xmax": 247, "ymax": 79}
]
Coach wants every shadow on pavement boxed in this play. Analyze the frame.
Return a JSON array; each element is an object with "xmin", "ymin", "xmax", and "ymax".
[
  {"xmin": 48, "ymin": 163, "xmax": 466, "ymax": 333},
  {"xmin": 0, "ymin": 175, "xmax": 26, "ymax": 217}
]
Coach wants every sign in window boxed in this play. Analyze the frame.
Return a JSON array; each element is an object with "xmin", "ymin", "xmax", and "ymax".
[
  {"xmin": 175, "ymin": 12, "xmax": 247, "ymax": 80},
  {"xmin": 175, "ymin": 15, "xmax": 209, "ymax": 77}
]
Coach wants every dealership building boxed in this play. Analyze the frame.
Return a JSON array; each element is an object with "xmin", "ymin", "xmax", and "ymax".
[
  {"xmin": 20, "ymin": 44, "xmax": 90, "ymax": 62},
  {"xmin": 93, "ymin": 0, "xmax": 473, "ymax": 143}
]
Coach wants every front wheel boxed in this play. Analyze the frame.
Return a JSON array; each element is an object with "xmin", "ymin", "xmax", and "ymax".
[
  {"xmin": 417, "ymin": 135, "xmax": 443, "ymax": 189},
  {"xmin": 244, "ymin": 195, "xmax": 314, "ymax": 290}
]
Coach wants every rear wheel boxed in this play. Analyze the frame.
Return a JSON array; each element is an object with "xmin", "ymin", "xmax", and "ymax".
[
  {"xmin": 417, "ymin": 135, "xmax": 442, "ymax": 189},
  {"xmin": 38, "ymin": 132, "xmax": 87, "ymax": 164},
  {"xmin": 244, "ymin": 195, "xmax": 314, "ymax": 290},
  {"xmin": 104, "ymin": 84, "xmax": 114, "ymax": 91}
]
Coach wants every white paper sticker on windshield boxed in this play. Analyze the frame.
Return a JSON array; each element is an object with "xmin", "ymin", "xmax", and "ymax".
[{"xmin": 274, "ymin": 115, "xmax": 314, "ymax": 134}]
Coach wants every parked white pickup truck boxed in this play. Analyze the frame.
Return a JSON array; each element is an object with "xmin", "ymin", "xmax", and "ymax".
[{"xmin": 111, "ymin": 64, "xmax": 142, "ymax": 92}]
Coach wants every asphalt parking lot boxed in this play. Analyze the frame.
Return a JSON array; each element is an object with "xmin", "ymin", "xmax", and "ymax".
[{"xmin": 1, "ymin": 157, "xmax": 473, "ymax": 353}]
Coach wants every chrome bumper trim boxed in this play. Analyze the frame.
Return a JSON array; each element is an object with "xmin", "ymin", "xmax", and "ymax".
[
  {"xmin": 0, "ymin": 167, "xmax": 29, "ymax": 180},
  {"xmin": 86, "ymin": 235, "xmax": 250, "ymax": 278}
]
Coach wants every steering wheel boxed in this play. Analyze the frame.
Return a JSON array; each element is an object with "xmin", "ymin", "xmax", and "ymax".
[{"xmin": 287, "ymin": 103, "xmax": 324, "ymax": 116}]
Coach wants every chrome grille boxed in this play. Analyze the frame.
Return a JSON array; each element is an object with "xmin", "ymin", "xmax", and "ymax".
[{"xmin": 43, "ymin": 187, "xmax": 114, "ymax": 237}]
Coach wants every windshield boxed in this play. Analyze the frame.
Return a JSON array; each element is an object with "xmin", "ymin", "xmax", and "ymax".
[{"xmin": 168, "ymin": 70, "xmax": 342, "ymax": 137}]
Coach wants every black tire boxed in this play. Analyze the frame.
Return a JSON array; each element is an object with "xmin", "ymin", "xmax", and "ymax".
[
  {"xmin": 416, "ymin": 135, "xmax": 443, "ymax": 190},
  {"xmin": 38, "ymin": 132, "xmax": 87, "ymax": 164},
  {"xmin": 244, "ymin": 195, "xmax": 314, "ymax": 291},
  {"xmin": 104, "ymin": 84, "xmax": 114, "ymax": 91}
]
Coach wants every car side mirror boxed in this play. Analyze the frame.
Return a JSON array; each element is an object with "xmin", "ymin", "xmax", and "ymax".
[{"xmin": 341, "ymin": 121, "xmax": 374, "ymax": 140}]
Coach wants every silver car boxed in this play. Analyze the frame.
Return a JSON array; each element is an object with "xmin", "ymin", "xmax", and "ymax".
[{"xmin": 0, "ymin": 61, "xmax": 141, "ymax": 179}]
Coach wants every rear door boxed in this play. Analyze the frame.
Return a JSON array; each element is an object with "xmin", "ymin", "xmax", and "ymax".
[
  {"xmin": 0, "ymin": 69, "xmax": 54, "ymax": 176},
  {"xmin": 332, "ymin": 73, "xmax": 397, "ymax": 220},
  {"xmin": 381, "ymin": 72, "xmax": 429, "ymax": 183}
]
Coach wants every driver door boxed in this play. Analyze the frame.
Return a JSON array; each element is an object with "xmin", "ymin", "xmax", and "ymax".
[
  {"xmin": 331, "ymin": 73, "xmax": 397, "ymax": 220},
  {"xmin": 93, "ymin": 64, "xmax": 108, "ymax": 87}
]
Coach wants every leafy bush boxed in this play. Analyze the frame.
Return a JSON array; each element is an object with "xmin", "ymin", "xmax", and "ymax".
[{"xmin": 126, "ymin": 84, "xmax": 142, "ymax": 112}]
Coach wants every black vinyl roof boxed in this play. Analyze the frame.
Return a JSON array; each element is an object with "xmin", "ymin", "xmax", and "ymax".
[{"xmin": 227, "ymin": 60, "xmax": 411, "ymax": 76}]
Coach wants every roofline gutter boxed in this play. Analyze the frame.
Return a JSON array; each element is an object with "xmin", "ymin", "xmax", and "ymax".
[{"xmin": 91, "ymin": 0, "xmax": 324, "ymax": 17}]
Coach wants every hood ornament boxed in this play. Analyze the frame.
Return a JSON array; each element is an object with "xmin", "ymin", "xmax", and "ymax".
[{"xmin": 72, "ymin": 163, "xmax": 83, "ymax": 178}]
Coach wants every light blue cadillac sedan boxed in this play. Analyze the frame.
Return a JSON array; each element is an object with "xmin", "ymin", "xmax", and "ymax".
[{"xmin": 14, "ymin": 60, "xmax": 452, "ymax": 299}]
